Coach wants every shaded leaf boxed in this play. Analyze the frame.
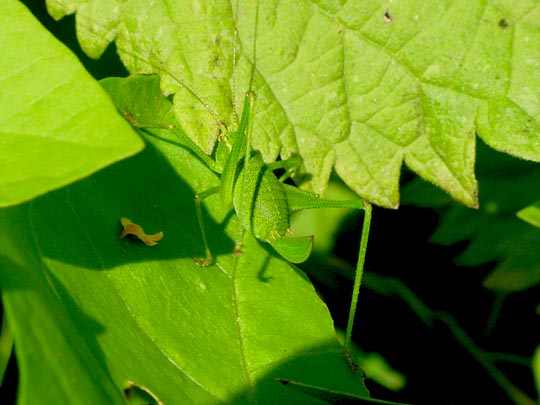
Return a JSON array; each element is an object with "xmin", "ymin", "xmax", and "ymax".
[
  {"xmin": 119, "ymin": 217, "xmax": 164, "ymax": 246},
  {"xmin": 0, "ymin": 210, "xmax": 125, "ymax": 403},
  {"xmin": 274, "ymin": 378, "xmax": 411, "ymax": 404}
]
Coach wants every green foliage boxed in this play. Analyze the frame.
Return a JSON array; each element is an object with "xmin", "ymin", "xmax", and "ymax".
[{"xmin": 2, "ymin": 0, "xmax": 540, "ymax": 403}]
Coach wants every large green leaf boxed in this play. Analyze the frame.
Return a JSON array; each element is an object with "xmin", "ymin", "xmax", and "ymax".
[
  {"xmin": 0, "ymin": 1, "xmax": 144, "ymax": 208},
  {"xmin": 0, "ymin": 75, "xmax": 369, "ymax": 403},
  {"xmin": 47, "ymin": 0, "xmax": 540, "ymax": 208}
]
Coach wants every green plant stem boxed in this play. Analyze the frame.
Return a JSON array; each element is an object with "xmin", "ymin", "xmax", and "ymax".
[
  {"xmin": 344, "ymin": 201, "xmax": 372, "ymax": 354},
  {"xmin": 485, "ymin": 291, "xmax": 506, "ymax": 336}
]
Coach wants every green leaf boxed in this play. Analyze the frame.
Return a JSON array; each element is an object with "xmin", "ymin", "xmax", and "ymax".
[
  {"xmin": 47, "ymin": 0, "xmax": 540, "ymax": 208},
  {"xmin": 517, "ymin": 201, "xmax": 540, "ymax": 227},
  {"xmin": 0, "ymin": 0, "xmax": 144, "ymax": 208},
  {"xmin": 0, "ymin": 76, "xmax": 369, "ymax": 402}
]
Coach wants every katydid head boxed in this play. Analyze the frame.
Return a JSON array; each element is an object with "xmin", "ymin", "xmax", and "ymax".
[{"xmin": 213, "ymin": 129, "xmax": 234, "ymax": 173}]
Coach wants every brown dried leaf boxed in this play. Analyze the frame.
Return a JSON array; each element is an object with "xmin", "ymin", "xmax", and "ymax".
[{"xmin": 119, "ymin": 217, "xmax": 163, "ymax": 246}]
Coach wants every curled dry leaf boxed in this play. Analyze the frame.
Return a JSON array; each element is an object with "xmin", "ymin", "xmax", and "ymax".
[{"xmin": 119, "ymin": 217, "xmax": 163, "ymax": 246}]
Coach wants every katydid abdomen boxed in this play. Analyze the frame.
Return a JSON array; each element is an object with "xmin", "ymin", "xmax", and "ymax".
[{"xmin": 233, "ymin": 152, "xmax": 290, "ymax": 242}]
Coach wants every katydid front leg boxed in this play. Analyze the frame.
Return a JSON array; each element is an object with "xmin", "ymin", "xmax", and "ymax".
[{"xmin": 193, "ymin": 91, "xmax": 257, "ymax": 267}]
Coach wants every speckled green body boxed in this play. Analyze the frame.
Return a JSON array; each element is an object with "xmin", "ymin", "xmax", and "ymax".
[{"xmin": 233, "ymin": 152, "xmax": 289, "ymax": 242}]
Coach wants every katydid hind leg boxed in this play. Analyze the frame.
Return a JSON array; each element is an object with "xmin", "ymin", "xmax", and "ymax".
[
  {"xmin": 283, "ymin": 184, "xmax": 366, "ymax": 212},
  {"xmin": 344, "ymin": 202, "xmax": 372, "ymax": 368},
  {"xmin": 281, "ymin": 184, "xmax": 372, "ymax": 367}
]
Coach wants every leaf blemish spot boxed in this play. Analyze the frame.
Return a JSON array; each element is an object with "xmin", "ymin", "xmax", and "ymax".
[
  {"xmin": 123, "ymin": 110, "xmax": 141, "ymax": 128},
  {"xmin": 383, "ymin": 9, "xmax": 393, "ymax": 24}
]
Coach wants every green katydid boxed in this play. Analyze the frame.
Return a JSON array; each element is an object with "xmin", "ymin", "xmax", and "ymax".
[{"xmin": 190, "ymin": 89, "xmax": 372, "ymax": 269}]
